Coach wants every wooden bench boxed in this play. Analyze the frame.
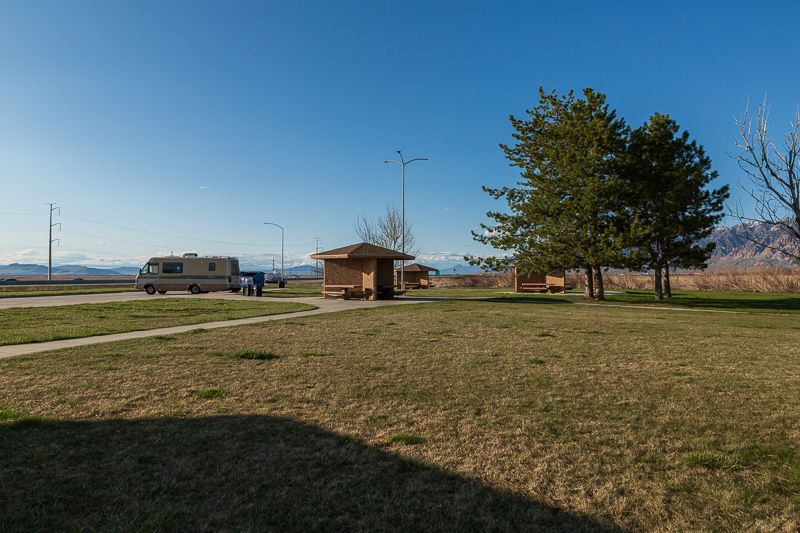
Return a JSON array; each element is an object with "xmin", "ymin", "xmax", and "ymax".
[
  {"xmin": 519, "ymin": 283, "xmax": 568, "ymax": 293},
  {"xmin": 402, "ymin": 281, "xmax": 422, "ymax": 290},
  {"xmin": 519, "ymin": 283, "xmax": 549, "ymax": 292}
]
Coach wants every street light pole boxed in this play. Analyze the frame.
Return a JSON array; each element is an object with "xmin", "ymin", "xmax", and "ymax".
[
  {"xmin": 264, "ymin": 222, "xmax": 284, "ymax": 278},
  {"xmin": 384, "ymin": 151, "xmax": 427, "ymax": 288}
]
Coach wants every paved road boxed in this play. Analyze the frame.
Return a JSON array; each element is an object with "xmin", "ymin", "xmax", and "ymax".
[
  {"xmin": 0, "ymin": 293, "xmax": 438, "ymax": 359},
  {"xmin": 0, "ymin": 289, "xmax": 284, "ymax": 309}
]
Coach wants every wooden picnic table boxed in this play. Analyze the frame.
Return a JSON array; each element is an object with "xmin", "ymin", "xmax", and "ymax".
[
  {"xmin": 520, "ymin": 283, "xmax": 548, "ymax": 291},
  {"xmin": 519, "ymin": 282, "xmax": 568, "ymax": 293},
  {"xmin": 323, "ymin": 284, "xmax": 363, "ymax": 300}
]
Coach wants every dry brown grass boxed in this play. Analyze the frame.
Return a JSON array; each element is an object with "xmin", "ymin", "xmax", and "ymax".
[
  {"xmin": 1, "ymin": 300, "xmax": 799, "ymax": 531},
  {"xmin": 567, "ymin": 265, "xmax": 800, "ymax": 293},
  {"xmin": 433, "ymin": 271, "xmax": 515, "ymax": 288}
]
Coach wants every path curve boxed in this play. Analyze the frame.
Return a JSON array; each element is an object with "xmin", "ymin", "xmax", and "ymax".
[{"xmin": 0, "ymin": 295, "xmax": 436, "ymax": 359}]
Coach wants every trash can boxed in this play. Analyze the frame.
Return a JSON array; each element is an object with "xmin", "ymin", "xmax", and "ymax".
[
  {"xmin": 278, "ymin": 280, "xmax": 285, "ymax": 288},
  {"xmin": 255, "ymin": 286, "xmax": 262, "ymax": 297}
]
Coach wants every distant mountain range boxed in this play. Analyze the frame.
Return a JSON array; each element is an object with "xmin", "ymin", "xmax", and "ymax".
[
  {"xmin": 4, "ymin": 224, "xmax": 791, "ymax": 277},
  {"xmin": 0, "ymin": 262, "xmax": 484, "ymax": 277},
  {"xmin": 705, "ymin": 221, "xmax": 799, "ymax": 268},
  {"xmin": 249, "ymin": 263, "xmax": 485, "ymax": 276},
  {"xmin": 0, "ymin": 264, "xmax": 141, "ymax": 277}
]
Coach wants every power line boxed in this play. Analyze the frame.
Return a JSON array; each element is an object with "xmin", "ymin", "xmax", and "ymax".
[
  {"xmin": 58, "ymin": 214, "xmax": 263, "ymax": 246},
  {"xmin": 58, "ymin": 216, "xmax": 316, "ymax": 247},
  {"xmin": 48, "ymin": 203, "xmax": 61, "ymax": 280},
  {"xmin": 63, "ymin": 208, "xmax": 315, "ymax": 243},
  {"xmin": 65, "ymin": 207, "xmax": 260, "ymax": 239}
]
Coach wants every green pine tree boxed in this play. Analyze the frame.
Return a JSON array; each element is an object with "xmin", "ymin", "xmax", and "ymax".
[
  {"xmin": 622, "ymin": 113, "xmax": 729, "ymax": 300},
  {"xmin": 470, "ymin": 87, "xmax": 629, "ymax": 299}
]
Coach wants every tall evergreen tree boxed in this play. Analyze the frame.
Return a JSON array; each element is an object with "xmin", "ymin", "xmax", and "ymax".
[
  {"xmin": 470, "ymin": 87, "xmax": 628, "ymax": 299},
  {"xmin": 623, "ymin": 113, "xmax": 729, "ymax": 300}
]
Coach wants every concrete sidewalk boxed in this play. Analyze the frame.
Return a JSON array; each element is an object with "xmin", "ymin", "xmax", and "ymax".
[{"xmin": 0, "ymin": 296, "xmax": 435, "ymax": 359}]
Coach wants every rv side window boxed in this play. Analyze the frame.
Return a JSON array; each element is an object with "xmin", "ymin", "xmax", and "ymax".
[
  {"xmin": 231, "ymin": 262, "xmax": 240, "ymax": 276},
  {"xmin": 209, "ymin": 263, "xmax": 216, "ymax": 272},
  {"xmin": 163, "ymin": 262, "xmax": 183, "ymax": 274}
]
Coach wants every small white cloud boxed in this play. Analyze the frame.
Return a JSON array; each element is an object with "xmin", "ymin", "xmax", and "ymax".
[
  {"xmin": 200, "ymin": 186, "xmax": 208, "ymax": 189},
  {"xmin": 98, "ymin": 242, "xmax": 106, "ymax": 245}
]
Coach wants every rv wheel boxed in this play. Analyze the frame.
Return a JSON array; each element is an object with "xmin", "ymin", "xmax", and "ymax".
[
  {"xmin": 145, "ymin": 285, "xmax": 156, "ymax": 295},
  {"xmin": 189, "ymin": 285, "xmax": 201, "ymax": 295}
]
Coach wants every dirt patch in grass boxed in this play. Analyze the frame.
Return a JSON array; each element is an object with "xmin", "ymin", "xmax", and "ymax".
[{"xmin": 1, "ymin": 300, "xmax": 799, "ymax": 530}]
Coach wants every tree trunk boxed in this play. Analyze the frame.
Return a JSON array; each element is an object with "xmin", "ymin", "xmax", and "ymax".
[
  {"xmin": 593, "ymin": 267, "xmax": 605, "ymax": 300},
  {"xmin": 664, "ymin": 265, "xmax": 672, "ymax": 298},
  {"xmin": 654, "ymin": 266, "xmax": 663, "ymax": 301},
  {"xmin": 584, "ymin": 266, "xmax": 594, "ymax": 298}
]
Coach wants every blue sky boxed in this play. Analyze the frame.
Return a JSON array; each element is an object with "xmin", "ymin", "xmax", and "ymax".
[{"xmin": 1, "ymin": 0, "xmax": 799, "ymax": 271}]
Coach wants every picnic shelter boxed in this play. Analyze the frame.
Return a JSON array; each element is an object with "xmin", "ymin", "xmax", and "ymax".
[
  {"xmin": 515, "ymin": 267, "xmax": 567, "ymax": 293},
  {"xmin": 395, "ymin": 263, "xmax": 436, "ymax": 289},
  {"xmin": 310, "ymin": 242, "xmax": 415, "ymax": 300}
]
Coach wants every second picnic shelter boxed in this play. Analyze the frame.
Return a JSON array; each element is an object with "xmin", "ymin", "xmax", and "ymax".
[
  {"xmin": 515, "ymin": 266, "xmax": 568, "ymax": 293},
  {"xmin": 310, "ymin": 242, "xmax": 415, "ymax": 300},
  {"xmin": 395, "ymin": 263, "xmax": 437, "ymax": 289}
]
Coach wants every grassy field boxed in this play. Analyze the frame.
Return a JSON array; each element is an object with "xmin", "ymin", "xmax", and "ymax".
[
  {"xmin": 421, "ymin": 285, "xmax": 800, "ymax": 314},
  {"xmin": 1, "ymin": 297, "xmax": 799, "ymax": 531},
  {"xmin": 0, "ymin": 299, "xmax": 315, "ymax": 345},
  {"xmin": 0, "ymin": 285, "xmax": 138, "ymax": 297}
]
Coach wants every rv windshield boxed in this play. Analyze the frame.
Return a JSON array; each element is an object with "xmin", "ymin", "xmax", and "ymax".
[{"xmin": 139, "ymin": 263, "xmax": 159, "ymax": 275}]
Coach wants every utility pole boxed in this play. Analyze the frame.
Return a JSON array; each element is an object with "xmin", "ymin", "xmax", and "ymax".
[
  {"xmin": 48, "ymin": 203, "xmax": 61, "ymax": 281},
  {"xmin": 315, "ymin": 237, "xmax": 322, "ymax": 277}
]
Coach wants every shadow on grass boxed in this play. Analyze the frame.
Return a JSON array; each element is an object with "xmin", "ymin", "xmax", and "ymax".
[
  {"xmin": 602, "ymin": 291, "xmax": 800, "ymax": 313},
  {"xmin": 0, "ymin": 415, "xmax": 626, "ymax": 532},
  {"xmin": 399, "ymin": 295, "xmax": 572, "ymax": 305}
]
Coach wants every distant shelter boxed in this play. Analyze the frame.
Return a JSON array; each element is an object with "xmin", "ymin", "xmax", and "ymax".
[
  {"xmin": 514, "ymin": 267, "xmax": 567, "ymax": 293},
  {"xmin": 395, "ymin": 263, "xmax": 436, "ymax": 289}
]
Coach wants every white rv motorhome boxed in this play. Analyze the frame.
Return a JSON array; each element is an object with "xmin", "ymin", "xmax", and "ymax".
[{"xmin": 135, "ymin": 253, "xmax": 241, "ymax": 294}]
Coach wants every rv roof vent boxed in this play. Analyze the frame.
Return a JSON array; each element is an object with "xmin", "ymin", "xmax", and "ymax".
[{"xmin": 183, "ymin": 253, "xmax": 198, "ymax": 258}]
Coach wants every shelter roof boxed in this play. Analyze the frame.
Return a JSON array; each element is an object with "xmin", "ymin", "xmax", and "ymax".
[
  {"xmin": 394, "ymin": 263, "xmax": 436, "ymax": 272},
  {"xmin": 310, "ymin": 242, "xmax": 415, "ymax": 260}
]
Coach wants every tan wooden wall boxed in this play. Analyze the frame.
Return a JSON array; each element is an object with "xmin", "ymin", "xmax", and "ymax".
[
  {"xmin": 323, "ymin": 258, "xmax": 396, "ymax": 300},
  {"xmin": 545, "ymin": 271, "xmax": 565, "ymax": 286},
  {"xmin": 376, "ymin": 260, "xmax": 394, "ymax": 287},
  {"xmin": 324, "ymin": 259, "xmax": 363, "ymax": 285}
]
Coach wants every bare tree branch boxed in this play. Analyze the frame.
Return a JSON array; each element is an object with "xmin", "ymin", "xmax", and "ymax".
[
  {"xmin": 353, "ymin": 203, "xmax": 419, "ymax": 259},
  {"xmin": 730, "ymin": 96, "xmax": 800, "ymax": 262}
]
